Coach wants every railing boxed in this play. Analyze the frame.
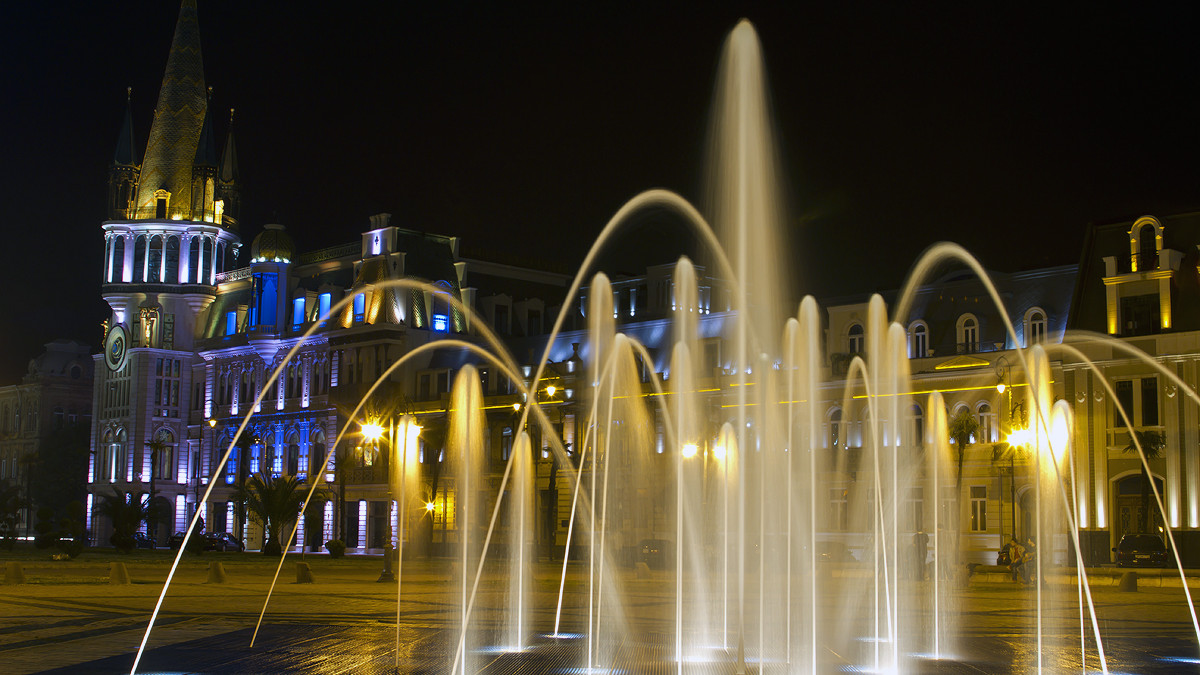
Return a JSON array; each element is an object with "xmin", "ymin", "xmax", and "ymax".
[
  {"xmin": 214, "ymin": 267, "xmax": 251, "ymax": 284},
  {"xmin": 299, "ymin": 243, "xmax": 359, "ymax": 265},
  {"xmin": 956, "ymin": 341, "xmax": 1004, "ymax": 355}
]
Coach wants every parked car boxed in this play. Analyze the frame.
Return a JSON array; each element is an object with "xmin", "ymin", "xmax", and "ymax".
[
  {"xmin": 1113, "ymin": 533, "xmax": 1168, "ymax": 568},
  {"xmin": 638, "ymin": 538, "xmax": 674, "ymax": 569},
  {"xmin": 815, "ymin": 541, "xmax": 857, "ymax": 563},
  {"xmin": 204, "ymin": 532, "xmax": 244, "ymax": 552},
  {"xmin": 131, "ymin": 532, "xmax": 156, "ymax": 550},
  {"xmin": 167, "ymin": 531, "xmax": 187, "ymax": 550}
]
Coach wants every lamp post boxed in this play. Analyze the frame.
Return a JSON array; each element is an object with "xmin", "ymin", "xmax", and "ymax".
[
  {"xmin": 198, "ymin": 418, "xmax": 216, "ymax": 529},
  {"xmin": 370, "ymin": 416, "xmax": 420, "ymax": 583},
  {"xmin": 362, "ymin": 421, "xmax": 393, "ymax": 582}
]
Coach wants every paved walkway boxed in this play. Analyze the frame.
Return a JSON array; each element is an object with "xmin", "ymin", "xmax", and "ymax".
[{"xmin": 1, "ymin": 556, "xmax": 1197, "ymax": 673}]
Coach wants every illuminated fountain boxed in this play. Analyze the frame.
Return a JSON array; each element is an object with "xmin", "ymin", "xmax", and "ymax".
[{"xmin": 130, "ymin": 17, "xmax": 1200, "ymax": 675}]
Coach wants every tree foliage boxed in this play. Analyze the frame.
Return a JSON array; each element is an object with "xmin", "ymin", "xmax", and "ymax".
[
  {"xmin": 96, "ymin": 489, "xmax": 149, "ymax": 553},
  {"xmin": 0, "ymin": 482, "xmax": 26, "ymax": 550},
  {"xmin": 244, "ymin": 472, "xmax": 306, "ymax": 556}
]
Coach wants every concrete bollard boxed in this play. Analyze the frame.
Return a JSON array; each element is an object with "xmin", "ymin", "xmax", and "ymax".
[
  {"xmin": 206, "ymin": 561, "xmax": 227, "ymax": 584},
  {"xmin": 1118, "ymin": 570, "xmax": 1138, "ymax": 592},
  {"xmin": 109, "ymin": 561, "xmax": 132, "ymax": 585},
  {"xmin": 4, "ymin": 561, "xmax": 25, "ymax": 585},
  {"xmin": 295, "ymin": 562, "xmax": 315, "ymax": 584},
  {"xmin": 635, "ymin": 562, "xmax": 651, "ymax": 579}
]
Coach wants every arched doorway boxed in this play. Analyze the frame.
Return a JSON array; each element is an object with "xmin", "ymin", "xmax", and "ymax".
[{"xmin": 1115, "ymin": 473, "xmax": 1164, "ymax": 541}]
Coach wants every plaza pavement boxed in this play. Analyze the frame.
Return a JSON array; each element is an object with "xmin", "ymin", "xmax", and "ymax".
[{"xmin": 2, "ymin": 552, "xmax": 1199, "ymax": 673}]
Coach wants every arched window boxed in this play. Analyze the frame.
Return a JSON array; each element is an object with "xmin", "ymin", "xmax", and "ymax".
[
  {"xmin": 827, "ymin": 408, "xmax": 842, "ymax": 449},
  {"xmin": 163, "ymin": 236, "xmax": 180, "ymax": 284},
  {"xmin": 201, "ymin": 238, "xmax": 214, "ymax": 284},
  {"xmin": 909, "ymin": 404, "xmax": 924, "ymax": 447},
  {"xmin": 848, "ymin": 323, "xmax": 864, "ymax": 354},
  {"xmin": 98, "ymin": 429, "xmax": 114, "ymax": 481},
  {"xmin": 112, "ymin": 236, "xmax": 126, "ymax": 282},
  {"xmin": 147, "ymin": 235, "xmax": 163, "ymax": 282},
  {"xmin": 187, "ymin": 236, "xmax": 199, "ymax": 283},
  {"xmin": 957, "ymin": 314, "xmax": 979, "ymax": 354},
  {"xmin": 311, "ymin": 428, "xmax": 327, "ymax": 479},
  {"xmin": 1025, "ymin": 308, "xmax": 1047, "ymax": 346},
  {"xmin": 1139, "ymin": 223, "xmax": 1157, "ymax": 270},
  {"xmin": 115, "ymin": 428, "xmax": 128, "ymax": 482},
  {"xmin": 976, "ymin": 402, "xmax": 995, "ymax": 443},
  {"xmin": 133, "ymin": 235, "xmax": 147, "ymax": 282},
  {"xmin": 908, "ymin": 321, "xmax": 928, "ymax": 358},
  {"xmin": 152, "ymin": 428, "xmax": 175, "ymax": 481}
]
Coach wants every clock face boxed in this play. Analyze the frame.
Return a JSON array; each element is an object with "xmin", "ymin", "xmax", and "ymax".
[{"xmin": 104, "ymin": 324, "xmax": 129, "ymax": 372}]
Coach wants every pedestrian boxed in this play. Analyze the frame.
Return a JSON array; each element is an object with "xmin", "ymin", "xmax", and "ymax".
[
  {"xmin": 1015, "ymin": 537, "xmax": 1037, "ymax": 585},
  {"xmin": 913, "ymin": 530, "xmax": 929, "ymax": 580}
]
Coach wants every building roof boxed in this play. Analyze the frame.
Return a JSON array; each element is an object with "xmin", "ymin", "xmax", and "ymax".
[{"xmin": 132, "ymin": 0, "xmax": 207, "ymax": 219}]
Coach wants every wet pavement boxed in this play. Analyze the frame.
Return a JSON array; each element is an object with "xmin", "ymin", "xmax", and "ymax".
[
  {"xmin": 3, "ymin": 558, "xmax": 1197, "ymax": 674},
  {"xmin": 28, "ymin": 623, "xmax": 1200, "ymax": 674}
]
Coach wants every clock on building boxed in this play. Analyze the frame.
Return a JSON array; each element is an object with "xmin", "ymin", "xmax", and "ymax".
[{"xmin": 104, "ymin": 324, "xmax": 129, "ymax": 372}]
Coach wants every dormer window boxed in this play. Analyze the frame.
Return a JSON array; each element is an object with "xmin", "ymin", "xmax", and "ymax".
[
  {"xmin": 957, "ymin": 314, "xmax": 979, "ymax": 354},
  {"xmin": 908, "ymin": 321, "xmax": 928, "ymax": 358},
  {"xmin": 1025, "ymin": 308, "xmax": 1047, "ymax": 346},
  {"xmin": 153, "ymin": 189, "xmax": 171, "ymax": 219},
  {"xmin": 847, "ymin": 323, "xmax": 864, "ymax": 354}
]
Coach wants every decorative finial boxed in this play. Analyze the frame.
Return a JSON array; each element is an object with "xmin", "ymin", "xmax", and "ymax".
[
  {"xmin": 126, "ymin": 86, "xmax": 132, "ymax": 102},
  {"xmin": 229, "ymin": 107, "xmax": 235, "ymax": 124},
  {"xmin": 207, "ymin": 85, "xmax": 213, "ymax": 100}
]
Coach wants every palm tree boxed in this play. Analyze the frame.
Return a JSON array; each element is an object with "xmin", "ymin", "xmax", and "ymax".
[
  {"xmin": 96, "ymin": 489, "xmax": 149, "ymax": 553},
  {"xmin": 244, "ymin": 472, "xmax": 307, "ymax": 556},
  {"xmin": 1123, "ymin": 429, "xmax": 1167, "ymax": 533},
  {"xmin": 948, "ymin": 407, "xmax": 979, "ymax": 502},
  {"xmin": 144, "ymin": 435, "xmax": 169, "ymax": 542}
]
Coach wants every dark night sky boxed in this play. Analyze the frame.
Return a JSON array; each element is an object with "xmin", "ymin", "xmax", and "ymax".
[{"xmin": 3, "ymin": 2, "xmax": 1200, "ymax": 382}]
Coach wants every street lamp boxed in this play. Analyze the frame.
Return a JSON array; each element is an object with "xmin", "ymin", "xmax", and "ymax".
[
  {"xmin": 372, "ymin": 416, "xmax": 420, "ymax": 583},
  {"xmin": 198, "ymin": 418, "xmax": 216, "ymax": 528}
]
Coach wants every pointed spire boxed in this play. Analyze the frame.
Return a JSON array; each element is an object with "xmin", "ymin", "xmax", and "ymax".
[
  {"xmin": 219, "ymin": 107, "xmax": 239, "ymax": 183},
  {"xmin": 193, "ymin": 87, "xmax": 218, "ymax": 168},
  {"xmin": 112, "ymin": 87, "xmax": 137, "ymax": 167},
  {"xmin": 133, "ymin": 0, "xmax": 207, "ymax": 219}
]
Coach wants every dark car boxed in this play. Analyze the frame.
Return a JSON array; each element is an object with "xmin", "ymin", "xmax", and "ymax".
[
  {"xmin": 131, "ymin": 532, "xmax": 156, "ymax": 550},
  {"xmin": 815, "ymin": 541, "xmax": 857, "ymax": 563},
  {"xmin": 1113, "ymin": 534, "xmax": 1168, "ymax": 568},
  {"xmin": 204, "ymin": 532, "xmax": 244, "ymax": 552},
  {"xmin": 167, "ymin": 531, "xmax": 187, "ymax": 550},
  {"xmin": 638, "ymin": 538, "xmax": 674, "ymax": 569}
]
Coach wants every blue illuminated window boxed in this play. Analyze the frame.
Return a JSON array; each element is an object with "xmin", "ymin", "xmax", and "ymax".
[
  {"xmin": 318, "ymin": 293, "xmax": 331, "ymax": 325},
  {"xmin": 432, "ymin": 314, "xmax": 448, "ymax": 332},
  {"xmin": 353, "ymin": 293, "xmax": 365, "ymax": 322},
  {"xmin": 292, "ymin": 298, "xmax": 305, "ymax": 327},
  {"xmin": 225, "ymin": 311, "xmax": 237, "ymax": 336}
]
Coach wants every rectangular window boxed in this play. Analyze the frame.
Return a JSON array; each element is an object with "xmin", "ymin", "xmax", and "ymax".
[
  {"xmin": 969, "ymin": 486, "xmax": 987, "ymax": 532},
  {"xmin": 1141, "ymin": 377, "xmax": 1159, "ymax": 427},
  {"xmin": 225, "ymin": 311, "xmax": 237, "ymax": 336},
  {"xmin": 318, "ymin": 293, "xmax": 331, "ymax": 325},
  {"xmin": 292, "ymin": 297, "xmax": 305, "ymax": 327},
  {"xmin": 906, "ymin": 488, "xmax": 924, "ymax": 532},
  {"xmin": 353, "ymin": 293, "xmax": 365, "ymax": 322},
  {"xmin": 1115, "ymin": 380, "xmax": 1134, "ymax": 428},
  {"xmin": 829, "ymin": 487, "xmax": 848, "ymax": 531},
  {"xmin": 432, "ymin": 314, "xmax": 448, "ymax": 332},
  {"xmin": 528, "ymin": 309, "xmax": 541, "ymax": 335}
]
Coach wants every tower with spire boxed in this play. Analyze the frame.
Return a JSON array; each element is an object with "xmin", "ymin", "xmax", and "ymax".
[{"xmin": 93, "ymin": 0, "xmax": 242, "ymax": 545}]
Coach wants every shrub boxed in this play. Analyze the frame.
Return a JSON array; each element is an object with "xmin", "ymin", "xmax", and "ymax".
[{"xmin": 325, "ymin": 539, "xmax": 346, "ymax": 558}]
